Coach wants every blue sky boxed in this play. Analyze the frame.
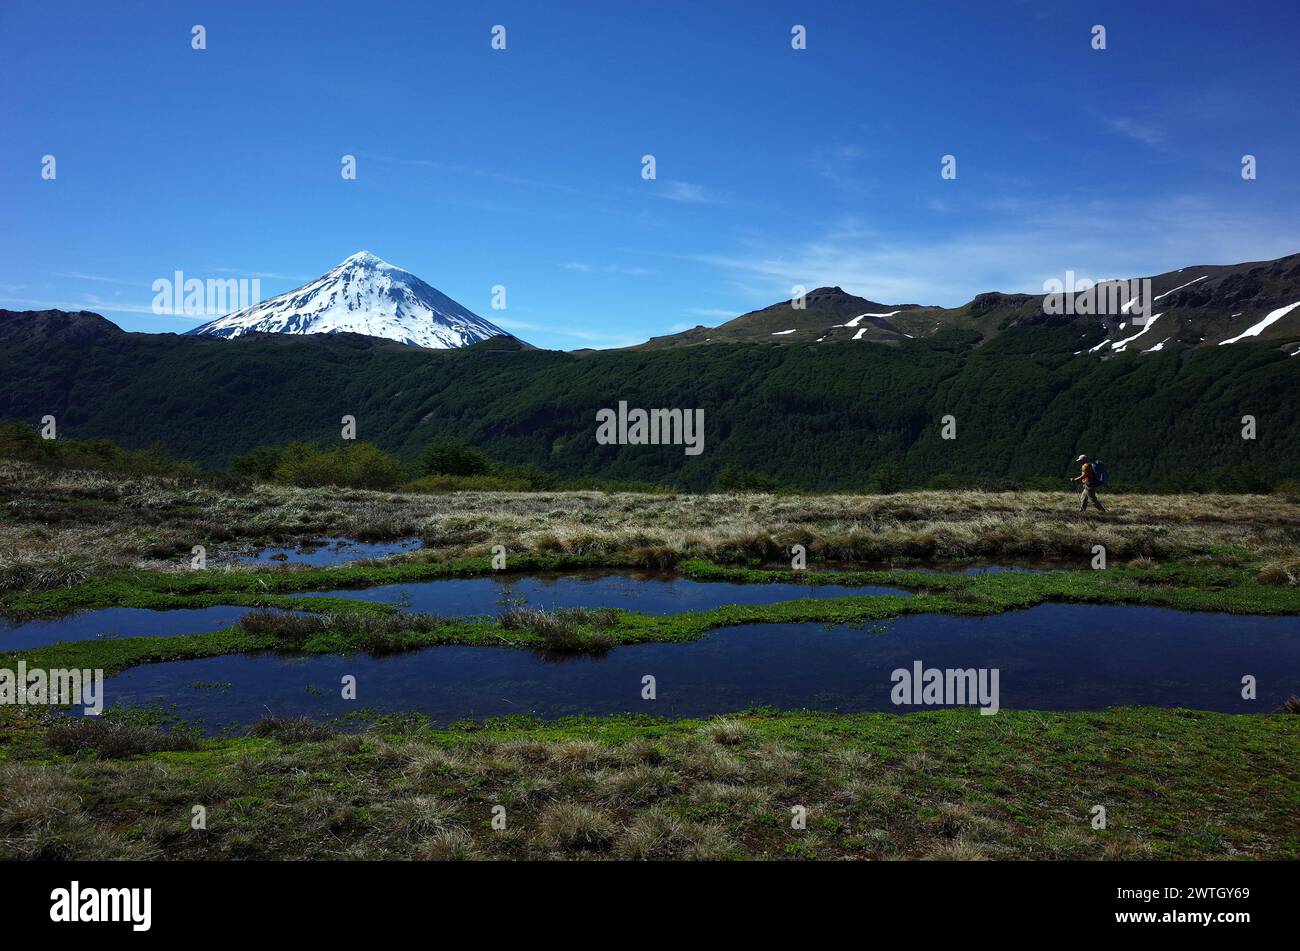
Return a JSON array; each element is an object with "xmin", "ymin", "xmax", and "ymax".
[{"xmin": 2, "ymin": 0, "xmax": 1297, "ymax": 349}]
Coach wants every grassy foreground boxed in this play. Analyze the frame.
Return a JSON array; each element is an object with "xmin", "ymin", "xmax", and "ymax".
[
  {"xmin": 0, "ymin": 707, "xmax": 1294, "ymax": 861},
  {"xmin": 2, "ymin": 464, "xmax": 1297, "ymax": 862}
]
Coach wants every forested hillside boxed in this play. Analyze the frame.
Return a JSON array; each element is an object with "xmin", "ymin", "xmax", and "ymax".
[{"xmin": 1, "ymin": 311, "xmax": 1296, "ymax": 491}]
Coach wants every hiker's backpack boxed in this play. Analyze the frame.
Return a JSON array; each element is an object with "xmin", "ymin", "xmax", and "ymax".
[{"xmin": 1092, "ymin": 460, "xmax": 1109, "ymax": 486}]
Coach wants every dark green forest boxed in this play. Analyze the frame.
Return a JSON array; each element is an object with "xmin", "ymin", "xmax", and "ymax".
[{"xmin": 1, "ymin": 322, "xmax": 1296, "ymax": 491}]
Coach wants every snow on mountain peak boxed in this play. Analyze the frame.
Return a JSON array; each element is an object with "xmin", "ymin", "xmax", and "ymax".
[{"xmin": 188, "ymin": 252, "xmax": 508, "ymax": 350}]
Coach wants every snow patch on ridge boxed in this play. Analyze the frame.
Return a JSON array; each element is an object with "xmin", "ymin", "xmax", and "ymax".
[
  {"xmin": 1154, "ymin": 275, "xmax": 1207, "ymax": 301},
  {"xmin": 1218, "ymin": 301, "xmax": 1300, "ymax": 345},
  {"xmin": 1110, "ymin": 313, "xmax": 1164, "ymax": 352},
  {"xmin": 843, "ymin": 310, "xmax": 901, "ymax": 328}
]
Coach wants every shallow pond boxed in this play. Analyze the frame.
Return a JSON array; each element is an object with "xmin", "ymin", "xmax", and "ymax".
[
  {"xmin": 0, "ymin": 573, "xmax": 909, "ymax": 650},
  {"xmin": 96, "ymin": 604, "xmax": 1300, "ymax": 730},
  {"xmin": 301, "ymin": 572, "xmax": 911, "ymax": 616},
  {"xmin": 236, "ymin": 536, "xmax": 423, "ymax": 566},
  {"xmin": 0, "ymin": 606, "xmax": 255, "ymax": 652}
]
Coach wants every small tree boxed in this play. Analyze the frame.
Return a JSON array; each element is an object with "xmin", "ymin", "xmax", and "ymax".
[
  {"xmin": 713, "ymin": 465, "xmax": 780, "ymax": 492},
  {"xmin": 420, "ymin": 436, "xmax": 490, "ymax": 477},
  {"xmin": 0, "ymin": 421, "xmax": 46, "ymax": 461},
  {"xmin": 338, "ymin": 442, "xmax": 404, "ymax": 489},
  {"xmin": 231, "ymin": 445, "xmax": 285, "ymax": 481},
  {"xmin": 870, "ymin": 461, "xmax": 905, "ymax": 494}
]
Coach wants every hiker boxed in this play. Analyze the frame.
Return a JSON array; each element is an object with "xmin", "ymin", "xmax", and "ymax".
[{"xmin": 1071, "ymin": 454, "xmax": 1106, "ymax": 512}]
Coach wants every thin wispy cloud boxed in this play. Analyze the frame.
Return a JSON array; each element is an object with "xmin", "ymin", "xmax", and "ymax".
[
  {"xmin": 0, "ymin": 295, "xmax": 211, "ymax": 319},
  {"xmin": 1093, "ymin": 112, "xmax": 1165, "ymax": 146},
  {"xmin": 657, "ymin": 181, "xmax": 722, "ymax": 204},
  {"xmin": 559, "ymin": 261, "xmax": 654, "ymax": 276},
  {"xmin": 490, "ymin": 316, "xmax": 640, "ymax": 348},
  {"xmin": 807, "ymin": 144, "xmax": 873, "ymax": 193},
  {"xmin": 690, "ymin": 194, "xmax": 1300, "ymax": 307},
  {"xmin": 49, "ymin": 271, "xmax": 144, "ymax": 286},
  {"xmin": 210, "ymin": 267, "xmax": 311, "ymax": 281},
  {"xmin": 1110, "ymin": 116, "xmax": 1164, "ymax": 146},
  {"xmin": 368, "ymin": 152, "xmax": 605, "ymax": 204}
]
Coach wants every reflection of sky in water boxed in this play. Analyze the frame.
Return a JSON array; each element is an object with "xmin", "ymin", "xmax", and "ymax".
[
  {"xmin": 0, "ymin": 606, "xmax": 255, "ymax": 651},
  {"xmin": 0, "ymin": 574, "xmax": 909, "ymax": 650},
  {"xmin": 236, "ymin": 536, "xmax": 423, "ymax": 566},
  {"xmin": 301, "ymin": 572, "xmax": 910, "ymax": 615},
  {"xmin": 97, "ymin": 604, "xmax": 1300, "ymax": 731}
]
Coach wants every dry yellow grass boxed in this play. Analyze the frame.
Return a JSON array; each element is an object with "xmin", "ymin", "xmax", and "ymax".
[{"xmin": 3, "ymin": 460, "xmax": 1298, "ymax": 581}]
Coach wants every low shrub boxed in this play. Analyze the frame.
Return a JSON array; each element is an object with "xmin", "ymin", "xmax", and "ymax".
[
  {"xmin": 45, "ymin": 718, "xmax": 200, "ymax": 758},
  {"xmin": 499, "ymin": 606, "xmax": 618, "ymax": 655},
  {"xmin": 237, "ymin": 609, "xmax": 452, "ymax": 654},
  {"xmin": 271, "ymin": 441, "xmax": 404, "ymax": 490},
  {"xmin": 248, "ymin": 714, "xmax": 337, "ymax": 743}
]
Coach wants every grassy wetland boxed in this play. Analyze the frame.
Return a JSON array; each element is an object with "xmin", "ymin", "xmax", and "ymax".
[{"xmin": 1, "ymin": 459, "xmax": 1298, "ymax": 860}]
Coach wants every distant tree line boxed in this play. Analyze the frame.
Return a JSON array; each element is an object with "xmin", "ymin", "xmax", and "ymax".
[
  {"xmin": 5, "ymin": 420, "xmax": 1298, "ymax": 499},
  {"xmin": 2, "ymin": 323, "xmax": 1298, "ymax": 493}
]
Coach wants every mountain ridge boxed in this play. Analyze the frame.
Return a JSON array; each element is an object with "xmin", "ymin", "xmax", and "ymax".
[
  {"xmin": 637, "ymin": 251, "xmax": 1300, "ymax": 356},
  {"xmin": 13, "ymin": 249, "xmax": 1297, "ymax": 356}
]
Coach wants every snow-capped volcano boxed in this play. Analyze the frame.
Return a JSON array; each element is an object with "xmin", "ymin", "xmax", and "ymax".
[{"xmin": 188, "ymin": 251, "xmax": 508, "ymax": 349}]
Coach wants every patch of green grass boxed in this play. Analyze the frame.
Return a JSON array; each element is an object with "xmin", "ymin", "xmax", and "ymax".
[
  {"xmin": 0, "ymin": 706, "xmax": 1293, "ymax": 860},
  {"xmin": 0, "ymin": 554, "xmax": 608, "ymax": 618},
  {"xmin": 8, "ymin": 548, "xmax": 1300, "ymax": 624}
]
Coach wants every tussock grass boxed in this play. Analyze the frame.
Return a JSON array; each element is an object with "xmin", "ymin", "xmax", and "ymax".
[
  {"xmin": 44, "ymin": 717, "xmax": 200, "ymax": 758},
  {"xmin": 547, "ymin": 739, "xmax": 605, "ymax": 770},
  {"xmin": 700, "ymin": 719, "xmax": 752, "ymax": 746},
  {"xmin": 538, "ymin": 802, "xmax": 615, "ymax": 852},
  {"xmin": 248, "ymin": 714, "xmax": 337, "ymax": 743},
  {"xmin": 417, "ymin": 828, "xmax": 480, "ymax": 861},
  {"xmin": 6, "ymin": 460, "xmax": 1300, "ymax": 590},
  {"xmin": 499, "ymin": 607, "xmax": 619, "ymax": 655},
  {"xmin": 238, "ymin": 608, "xmax": 452, "ymax": 655},
  {"xmin": 237, "ymin": 609, "xmax": 324, "ymax": 641},
  {"xmin": 1257, "ymin": 558, "xmax": 1300, "ymax": 586},
  {"xmin": 389, "ymin": 796, "xmax": 455, "ymax": 836},
  {"xmin": 2, "ymin": 707, "xmax": 1293, "ymax": 861},
  {"xmin": 601, "ymin": 765, "xmax": 681, "ymax": 806},
  {"xmin": 615, "ymin": 807, "xmax": 728, "ymax": 860},
  {"xmin": 0, "ymin": 554, "xmax": 98, "ymax": 592}
]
